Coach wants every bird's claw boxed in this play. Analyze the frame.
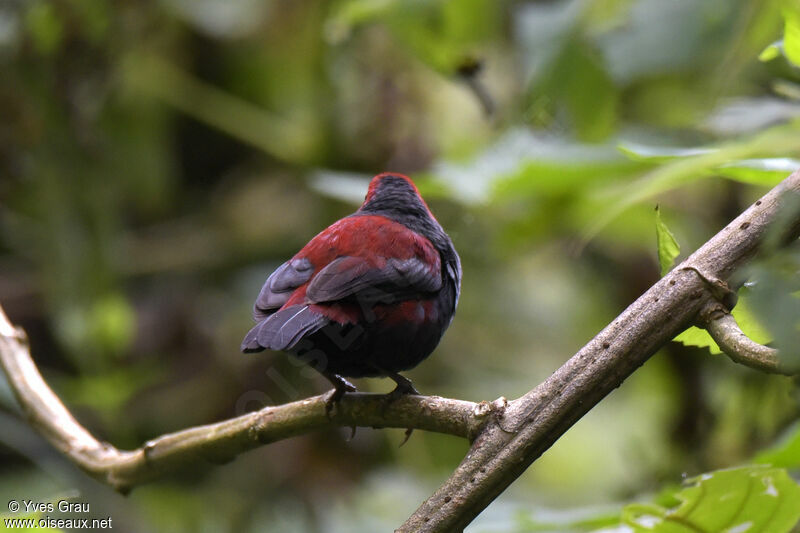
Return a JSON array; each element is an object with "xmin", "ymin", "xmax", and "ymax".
[
  {"xmin": 323, "ymin": 375, "xmax": 357, "ymax": 417},
  {"xmin": 399, "ymin": 427, "xmax": 414, "ymax": 447},
  {"xmin": 380, "ymin": 371, "xmax": 420, "ymax": 444},
  {"xmin": 387, "ymin": 381, "xmax": 420, "ymax": 401},
  {"xmin": 384, "ymin": 371, "xmax": 420, "ymax": 401}
]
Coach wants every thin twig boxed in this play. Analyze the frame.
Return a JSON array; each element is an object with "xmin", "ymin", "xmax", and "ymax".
[{"xmin": 703, "ymin": 310, "xmax": 792, "ymax": 374}]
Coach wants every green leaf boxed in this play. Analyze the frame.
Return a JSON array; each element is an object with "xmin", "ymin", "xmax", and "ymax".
[
  {"xmin": 432, "ymin": 128, "xmax": 641, "ymax": 205},
  {"xmin": 591, "ymin": 126, "xmax": 800, "ymax": 242},
  {"xmin": 655, "ymin": 206, "xmax": 680, "ymax": 276},
  {"xmin": 617, "ymin": 143, "xmax": 714, "ymax": 163},
  {"xmin": 759, "ymin": 40, "xmax": 783, "ymax": 62},
  {"xmin": 673, "ymin": 325, "xmax": 721, "ymax": 354},
  {"xmin": 755, "ymin": 421, "xmax": 800, "ymax": 469},
  {"xmin": 783, "ymin": 5, "xmax": 800, "ymax": 67},
  {"xmin": 755, "ymin": 2, "xmax": 800, "ymax": 67},
  {"xmin": 622, "ymin": 466, "xmax": 800, "ymax": 533},
  {"xmin": 617, "ymin": 146, "xmax": 798, "ymax": 187},
  {"xmin": 716, "ymin": 158, "xmax": 800, "ymax": 186}
]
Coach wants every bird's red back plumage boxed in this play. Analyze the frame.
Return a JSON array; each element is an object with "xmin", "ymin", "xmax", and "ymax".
[
  {"xmin": 281, "ymin": 215, "xmax": 441, "ymax": 324},
  {"xmin": 241, "ymin": 172, "xmax": 461, "ymax": 390}
]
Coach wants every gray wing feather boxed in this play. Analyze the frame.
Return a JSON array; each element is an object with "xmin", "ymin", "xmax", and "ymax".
[
  {"xmin": 253, "ymin": 258, "xmax": 313, "ymax": 320},
  {"xmin": 306, "ymin": 256, "xmax": 441, "ymax": 303},
  {"xmin": 242, "ymin": 304, "xmax": 327, "ymax": 352}
]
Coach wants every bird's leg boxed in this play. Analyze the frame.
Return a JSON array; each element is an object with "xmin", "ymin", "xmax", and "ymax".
[
  {"xmin": 321, "ymin": 372, "xmax": 357, "ymax": 417},
  {"xmin": 386, "ymin": 371, "xmax": 420, "ymax": 398},
  {"xmin": 382, "ymin": 371, "xmax": 419, "ymax": 446}
]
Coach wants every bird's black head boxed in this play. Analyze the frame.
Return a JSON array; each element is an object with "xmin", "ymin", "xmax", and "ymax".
[
  {"xmin": 357, "ymin": 173, "xmax": 442, "ymax": 241},
  {"xmin": 359, "ymin": 173, "xmax": 433, "ymax": 221}
]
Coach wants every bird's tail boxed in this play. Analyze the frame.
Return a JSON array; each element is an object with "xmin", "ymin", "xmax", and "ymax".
[{"xmin": 241, "ymin": 305, "xmax": 328, "ymax": 353}]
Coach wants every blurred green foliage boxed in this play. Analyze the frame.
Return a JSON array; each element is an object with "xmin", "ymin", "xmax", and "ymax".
[
  {"xmin": 2, "ymin": 0, "xmax": 800, "ymax": 531},
  {"xmin": 621, "ymin": 466, "xmax": 800, "ymax": 533},
  {"xmin": 654, "ymin": 206, "xmax": 679, "ymax": 276}
]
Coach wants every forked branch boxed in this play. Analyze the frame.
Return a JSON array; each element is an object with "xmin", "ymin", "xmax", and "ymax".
[
  {"xmin": 399, "ymin": 170, "xmax": 800, "ymax": 532},
  {"xmin": 1, "ymin": 171, "xmax": 800, "ymax": 532}
]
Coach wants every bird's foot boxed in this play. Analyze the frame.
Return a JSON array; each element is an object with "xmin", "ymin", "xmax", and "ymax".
[
  {"xmin": 383, "ymin": 371, "xmax": 419, "ymax": 445},
  {"xmin": 386, "ymin": 371, "xmax": 420, "ymax": 401},
  {"xmin": 322, "ymin": 374, "xmax": 357, "ymax": 417}
]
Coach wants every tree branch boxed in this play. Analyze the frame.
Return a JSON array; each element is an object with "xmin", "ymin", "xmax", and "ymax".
[
  {"xmin": 702, "ymin": 308, "xmax": 792, "ymax": 374},
  {"xmin": 399, "ymin": 170, "xmax": 800, "ymax": 532},
  {"xmin": 0, "ymin": 306, "xmax": 490, "ymax": 493},
  {"xmin": 2, "ymin": 172, "xmax": 799, "ymax": 530}
]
